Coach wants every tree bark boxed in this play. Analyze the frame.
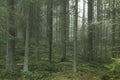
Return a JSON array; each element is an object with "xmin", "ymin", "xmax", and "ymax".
[
  {"xmin": 88, "ymin": 0, "xmax": 94, "ymax": 61},
  {"xmin": 23, "ymin": 20, "xmax": 29, "ymax": 72},
  {"xmin": 61, "ymin": 0, "xmax": 67, "ymax": 61},
  {"xmin": 112, "ymin": 0, "xmax": 116, "ymax": 57},
  {"xmin": 47, "ymin": 0, "xmax": 53, "ymax": 62},
  {"xmin": 73, "ymin": 0, "xmax": 78, "ymax": 72},
  {"xmin": 6, "ymin": 0, "xmax": 15, "ymax": 72}
]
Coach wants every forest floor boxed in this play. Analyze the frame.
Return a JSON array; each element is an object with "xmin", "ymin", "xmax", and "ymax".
[
  {"xmin": 0, "ymin": 55, "xmax": 120, "ymax": 80},
  {"xmin": 42, "ymin": 58, "xmax": 120, "ymax": 80},
  {"xmin": 51, "ymin": 72, "xmax": 101, "ymax": 80}
]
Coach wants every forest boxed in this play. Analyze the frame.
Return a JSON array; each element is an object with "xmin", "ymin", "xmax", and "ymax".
[{"xmin": 0, "ymin": 0, "xmax": 120, "ymax": 80}]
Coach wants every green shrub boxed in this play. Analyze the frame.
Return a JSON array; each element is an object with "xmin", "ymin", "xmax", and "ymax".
[
  {"xmin": 22, "ymin": 71, "xmax": 51, "ymax": 79},
  {"xmin": 0, "ymin": 69, "xmax": 21, "ymax": 79},
  {"xmin": 56, "ymin": 62, "xmax": 73, "ymax": 72},
  {"xmin": 29, "ymin": 61, "xmax": 60, "ymax": 72},
  {"xmin": 102, "ymin": 58, "xmax": 120, "ymax": 80}
]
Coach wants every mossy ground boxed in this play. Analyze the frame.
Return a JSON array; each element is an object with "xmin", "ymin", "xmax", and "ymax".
[{"xmin": 0, "ymin": 53, "xmax": 120, "ymax": 80}]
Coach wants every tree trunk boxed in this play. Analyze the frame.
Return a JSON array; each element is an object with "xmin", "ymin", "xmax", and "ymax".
[
  {"xmin": 47, "ymin": 0, "xmax": 53, "ymax": 62},
  {"xmin": 23, "ymin": 2, "xmax": 32, "ymax": 71},
  {"xmin": 73, "ymin": 0, "xmax": 78, "ymax": 72},
  {"xmin": 112, "ymin": 0, "xmax": 116, "ymax": 57},
  {"xmin": 81, "ymin": 0, "xmax": 86, "ymax": 60},
  {"xmin": 88, "ymin": 0, "xmax": 94, "ymax": 61},
  {"xmin": 6, "ymin": 0, "xmax": 15, "ymax": 72},
  {"xmin": 61, "ymin": 0, "xmax": 67, "ymax": 61},
  {"xmin": 66, "ymin": 0, "xmax": 70, "ymax": 42},
  {"xmin": 23, "ymin": 20, "xmax": 29, "ymax": 71}
]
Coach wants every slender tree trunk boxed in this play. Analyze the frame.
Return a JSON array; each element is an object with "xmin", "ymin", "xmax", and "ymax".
[
  {"xmin": 23, "ymin": 2, "xmax": 32, "ymax": 71},
  {"xmin": 88, "ymin": 0, "xmax": 94, "ymax": 61},
  {"xmin": 66, "ymin": 0, "xmax": 70, "ymax": 42},
  {"xmin": 73, "ymin": 0, "xmax": 78, "ymax": 72},
  {"xmin": 47, "ymin": 0, "xmax": 53, "ymax": 62},
  {"xmin": 61, "ymin": 0, "xmax": 67, "ymax": 61},
  {"xmin": 6, "ymin": 0, "xmax": 15, "ymax": 72},
  {"xmin": 81, "ymin": 0, "xmax": 86, "ymax": 59},
  {"xmin": 35, "ymin": 7, "xmax": 41, "ymax": 61},
  {"xmin": 97, "ymin": 0, "xmax": 102, "ymax": 60},
  {"xmin": 23, "ymin": 20, "xmax": 29, "ymax": 71},
  {"xmin": 112, "ymin": 0, "xmax": 116, "ymax": 57}
]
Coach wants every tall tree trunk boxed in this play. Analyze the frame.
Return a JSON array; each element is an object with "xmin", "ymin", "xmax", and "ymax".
[
  {"xmin": 6, "ymin": 0, "xmax": 15, "ymax": 72},
  {"xmin": 88, "ymin": 0, "xmax": 94, "ymax": 61},
  {"xmin": 73, "ymin": 0, "xmax": 78, "ymax": 72},
  {"xmin": 61, "ymin": 0, "xmax": 67, "ymax": 61},
  {"xmin": 23, "ymin": 20, "xmax": 29, "ymax": 72},
  {"xmin": 81, "ymin": 0, "xmax": 86, "ymax": 59},
  {"xmin": 97, "ymin": 0, "xmax": 102, "ymax": 59},
  {"xmin": 112, "ymin": 0, "xmax": 116, "ymax": 57},
  {"xmin": 35, "ymin": 6, "xmax": 41, "ymax": 61},
  {"xmin": 66, "ymin": 0, "xmax": 70, "ymax": 42},
  {"xmin": 47, "ymin": 0, "xmax": 53, "ymax": 62},
  {"xmin": 23, "ymin": 2, "xmax": 32, "ymax": 71}
]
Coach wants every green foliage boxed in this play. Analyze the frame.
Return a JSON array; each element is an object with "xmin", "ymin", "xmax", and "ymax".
[
  {"xmin": 102, "ymin": 58, "xmax": 120, "ymax": 80},
  {"xmin": 56, "ymin": 62, "xmax": 73, "ymax": 72},
  {"xmin": 21, "ymin": 71, "xmax": 51, "ymax": 79},
  {"xmin": 77, "ymin": 63, "xmax": 105, "ymax": 75},
  {"xmin": 29, "ymin": 61, "xmax": 58, "ymax": 72},
  {"xmin": 30, "ymin": 61, "xmax": 73, "ymax": 73},
  {"xmin": 0, "ymin": 69, "xmax": 21, "ymax": 79},
  {"xmin": 0, "ymin": 69, "xmax": 7, "ymax": 79},
  {"xmin": 0, "ymin": 69, "xmax": 51, "ymax": 79}
]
